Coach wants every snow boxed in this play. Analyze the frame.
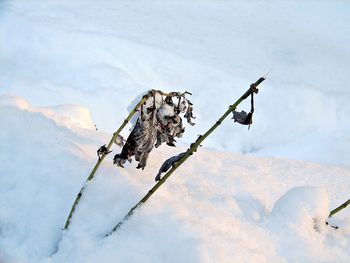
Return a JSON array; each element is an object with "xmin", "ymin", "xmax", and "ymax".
[
  {"xmin": 0, "ymin": 94, "xmax": 30, "ymax": 110},
  {"xmin": 1, "ymin": 0, "xmax": 350, "ymax": 262},
  {"xmin": 0, "ymin": 94, "xmax": 95, "ymax": 130},
  {"xmin": 1, "ymin": 0, "xmax": 349, "ymax": 166},
  {"xmin": 1, "ymin": 103, "xmax": 350, "ymax": 262}
]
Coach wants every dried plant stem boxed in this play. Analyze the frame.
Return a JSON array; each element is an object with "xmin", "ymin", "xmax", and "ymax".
[
  {"xmin": 63, "ymin": 96, "xmax": 149, "ymax": 230},
  {"xmin": 105, "ymin": 76, "xmax": 266, "ymax": 237},
  {"xmin": 329, "ymin": 199, "xmax": 350, "ymax": 218}
]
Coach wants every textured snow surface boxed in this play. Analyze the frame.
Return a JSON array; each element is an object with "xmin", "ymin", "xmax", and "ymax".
[
  {"xmin": 1, "ymin": 101, "xmax": 350, "ymax": 263},
  {"xmin": 1, "ymin": 0, "xmax": 349, "ymax": 167},
  {"xmin": 1, "ymin": 0, "xmax": 350, "ymax": 262},
  {"xmin": 0, "ymin": 94, "xmax": 95, "ymax": 130}
]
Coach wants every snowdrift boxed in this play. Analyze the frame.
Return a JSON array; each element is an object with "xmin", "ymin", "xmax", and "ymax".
[
  {"xmin": 1, "ymin": 0, "xmax": 349, "ymax": 167},
  {"xmin": 1, "ymin": 100, "xmax": 350, "ymax": 262}
]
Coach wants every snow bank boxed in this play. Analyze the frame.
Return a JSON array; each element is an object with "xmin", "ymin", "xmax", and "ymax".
[
  {"xmin": 264, "ymin": 186, "xmax": 349, "ymax": 262},
  {"xmin": 0, "ymin": 94, "xmax": 30, "ymax": 110},
  {"xmin": 0, "ymin": 106, "xmax": 94, "ymax": 262},
  {"xmin": 0, "ymin": 0, "xmax": 349, "ymax": 166},
  {"xmin": 269, "ymin": 186, "xmax": 329, "ymax": 229},
  {"xmin": 34, "ymin": 105, "xmax": 95, "ymax": 130},
  {"xmin": 1, "ymin": 106, "xmax": 350, "ymax": 262},
  {"xmin": 0, "ymin": 94, "xmax": 95, "ymax": 130}
]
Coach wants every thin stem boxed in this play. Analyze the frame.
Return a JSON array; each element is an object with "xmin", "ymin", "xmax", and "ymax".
[
  {"xmin": 105, "ymin": 77, "xmax": 266, "ymax": 236},
  {"xmin": 63, "ymin": 96, "xmax": 149, "ymax": 230},
  {"xmin": 63, "ymin": 89, "xmax": 195, "ymax": 230},
  {"xmin": 329, "ymin": 199, "xmax": 350, "ymax": 218}
]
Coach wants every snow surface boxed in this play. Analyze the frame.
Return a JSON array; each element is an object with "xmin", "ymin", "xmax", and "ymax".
[
  {"xmin": 0, "ymin": 94, "xmax": 95, "ymax": 130},
  {"xmin": 1, "ymin": 103, "xmax": 350, "ymax": 262},
  {"xmin": 1, "ymin": 0, "xmax": 350, "ymax": 262},
  {"xmin": 1, "ymin": 0, "xmax": 349, "ymax": 166}
]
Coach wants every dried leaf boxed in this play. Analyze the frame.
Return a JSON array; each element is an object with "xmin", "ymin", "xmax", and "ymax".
[
  {"xmin": 155, "ymin": 152, "xmax": 186, "ymax": 181},
  {"xmin": 113, "ymin": 90, "xmax": 195, "ymax": 170},
  {"xmin": 232, "ymin": 110, "xmax": 252, "ymax": 125}
]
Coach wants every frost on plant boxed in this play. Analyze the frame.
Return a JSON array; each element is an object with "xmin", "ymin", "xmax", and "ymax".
[{"xmin": 113, "ymin": 90, "xmax": 195, "ymax": 170}]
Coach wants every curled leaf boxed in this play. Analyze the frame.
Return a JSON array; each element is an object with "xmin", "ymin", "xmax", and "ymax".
[
  {"xmin": 113, "ymin": 90, "xmax": 195, "ymax": 170},
  {"xmin": 184, "ymin": 105, "xmax": 196, "ymax": 126},
  {"xmin": 155, "ymin": 152, "xmax": 186, "ymax": 181}
]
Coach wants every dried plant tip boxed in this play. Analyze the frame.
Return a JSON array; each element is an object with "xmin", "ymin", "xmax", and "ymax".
[{"xmin": 113, "ymin": 89, "xmax": 196, "ymax": 170}]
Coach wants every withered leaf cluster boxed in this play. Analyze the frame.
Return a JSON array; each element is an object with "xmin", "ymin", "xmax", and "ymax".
[{"xmin": 113, "ymin": 90, "xmax": 195, "ymax": 170}]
